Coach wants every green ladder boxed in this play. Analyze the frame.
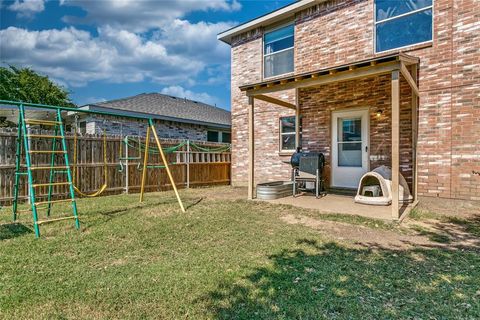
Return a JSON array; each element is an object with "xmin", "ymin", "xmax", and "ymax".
[{"xmin": 12, "ymin": 104, "xmax": 80, "ymax": 238}]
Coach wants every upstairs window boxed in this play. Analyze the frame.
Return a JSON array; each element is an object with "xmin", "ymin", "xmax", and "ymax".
[
  {"xmin": 280, "ymin": 116, "xmax": 302, "ymax": 152},
  {"xmin": 375, "ymin": 0, "xmax": 433, "ymax": 53},
  {"xmin": 264, "ymin": 24, "xmax": 294, "ymax": 78}
]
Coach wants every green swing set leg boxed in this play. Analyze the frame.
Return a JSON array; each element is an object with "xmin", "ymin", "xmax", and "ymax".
[
  {"xmin": 12, "ymin": 112, "xmax": 23, "ymax": 221},
  {"xmin": 19, "ymin": 104, "xmax": 41, "ymax": 237},
  {"xmin": 57, "ymin": 110, "xmax": 80, "ymax": 230},
  {"xmin": 46, "ymin": 120, "xmax": 59, "ymax": 217}
]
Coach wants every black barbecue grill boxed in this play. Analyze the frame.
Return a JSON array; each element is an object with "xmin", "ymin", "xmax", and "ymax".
[{"xmin": 290, "ymin": 148, "xmax": 325, "ymax": 198}]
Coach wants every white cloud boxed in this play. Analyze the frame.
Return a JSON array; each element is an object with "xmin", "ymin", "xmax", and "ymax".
[
  {"xmin": 60, "ymin": 0, "xmax": 241, "ymax": 32},
  {"xmin": 0, "ymin": 26, "xmax": 213, "ymax": 87},
  {"xmin": 161, "ymin": 85, "xmax": 219, "ymax": 106},
  {"xmin": 7, "ymin": 0, "xmax": 45, "ymax": 18},
  {"xmin": 0, "ymin": 1, "xmax": 235, "ymax": 101}
]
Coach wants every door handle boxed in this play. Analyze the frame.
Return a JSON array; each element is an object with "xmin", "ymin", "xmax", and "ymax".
[{"xmin": 365, "ymin": 146, "xmax": 368, "ymax": 152}]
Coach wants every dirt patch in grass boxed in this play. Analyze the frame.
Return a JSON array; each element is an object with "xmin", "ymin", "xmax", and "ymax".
[{"xmin": 281, "ymin": 214, "xmax": 434, "ymax": 250}]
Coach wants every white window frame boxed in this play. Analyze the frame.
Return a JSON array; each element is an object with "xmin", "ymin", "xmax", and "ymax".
[
  {"xmin": 263, "ymin": 23, "xmax": 295, "ymax": 79},
  {"xmin": 279, "ymin": 116, "xmax": 301, "ymax": 152},
  {"xmin": 374, "ymin": 0, "xmax": 434, "ymax": 53}
]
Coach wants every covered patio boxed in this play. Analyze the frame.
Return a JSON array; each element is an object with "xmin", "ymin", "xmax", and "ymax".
[{"xmin": 242, "ymin": 53, "xmax": 420, "ymax": 220}]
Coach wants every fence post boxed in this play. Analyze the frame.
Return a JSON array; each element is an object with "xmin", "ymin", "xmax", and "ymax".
[
  {"xmin": 125, "ymin": 137, "xmax": 129, "ymax": 194},
  {"xmin": 186, "ymin": 139, "xmax": 190, "ymax": 189}
]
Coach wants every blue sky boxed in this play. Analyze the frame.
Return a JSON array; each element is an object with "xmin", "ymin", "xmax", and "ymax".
[{"xmin": 0, "ymin": 0, "xmax": 294, "ymax": 110}]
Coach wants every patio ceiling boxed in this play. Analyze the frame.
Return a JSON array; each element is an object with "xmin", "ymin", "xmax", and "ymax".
[{"xmin": 240, "ymin": 53, "xmax": 419, "ymax": 96}]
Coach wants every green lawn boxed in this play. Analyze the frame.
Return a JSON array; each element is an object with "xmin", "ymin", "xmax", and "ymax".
[{"xmin": 1, "ymin": 189, "xmax": 479, "ymax": 319}]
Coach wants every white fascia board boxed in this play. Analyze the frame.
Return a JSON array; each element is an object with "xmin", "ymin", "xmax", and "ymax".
[{"xmin": 217, "ymin": 0, "xmax": 319, "ymax": 45}]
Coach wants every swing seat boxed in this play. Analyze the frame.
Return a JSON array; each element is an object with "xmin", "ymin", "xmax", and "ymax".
[{"xmin": 73, "ymin": 184, "xmax": 108, "ymax": 198}]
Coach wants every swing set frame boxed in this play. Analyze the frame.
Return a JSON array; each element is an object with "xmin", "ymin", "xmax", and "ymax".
[{"xmin": 1, "ymin": 99, "xmax": 185, "ymax": 235}]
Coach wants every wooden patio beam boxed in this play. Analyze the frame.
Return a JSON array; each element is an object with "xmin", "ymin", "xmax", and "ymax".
[
  {"xmin": 246, "ymin": 61, "xmax": 401, "ymax": 96},
  {"xmin": 400, "ymin": 62, "xmax": 419, "ymax": 97},
  {"xmin": 255, "ymin": 94, "xmax": 296, "ymax": 110}
]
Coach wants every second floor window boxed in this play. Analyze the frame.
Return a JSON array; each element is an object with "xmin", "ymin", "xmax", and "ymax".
[
  {"xmin": 264, "ymin": 24, "xmax": 294, "ymax": 78},
  {"xmin": 375, "ymin": 0, "xmax": 433, "ymax": 52}
]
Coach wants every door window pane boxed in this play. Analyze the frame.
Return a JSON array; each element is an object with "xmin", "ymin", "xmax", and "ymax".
[
  {"xmin": 376, "ymin": 9, "xmax": 433, "ymax": 52},
  {"xmin": 338, "ymin": 117, "xmax": 362, "ymax": 167},
  {"xmin": 339, "ymin": 118, "xmax": 361, "ymax": 142},
  {"xmin": 338, "ymin": 142, "xmax": 362, "ymax": 167}
]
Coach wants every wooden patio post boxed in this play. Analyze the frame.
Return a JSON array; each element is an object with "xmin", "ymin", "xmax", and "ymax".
[
  {"xmin": 248, "ymin": 96, "xmax": 255, "ymax": 200},
  {"xmin": 295, "ymin": 88, "xmax": 300, "ymax": 149},
  {"xmin": 391, "ymin": 70, "xmax": 400, "ymax": 219},
  {"xmin": 411, "ymin": 64, "xmax": 419, "ymax": 202}
]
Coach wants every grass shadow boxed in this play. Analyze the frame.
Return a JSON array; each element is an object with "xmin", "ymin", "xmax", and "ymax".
[
  {"xmin": 203, "ymin": 239, "xmax": 480, "ymax": 319},
  {"xmin": 0, "ymin": 223, "xmax": 33, "ymax": 240},
  {"xmin": 409, "ymin": 210, "xmax": 480, "ymax": 249}
]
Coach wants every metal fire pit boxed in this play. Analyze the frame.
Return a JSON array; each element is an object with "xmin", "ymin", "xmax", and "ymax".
[{"xmin": 256, "ymin": 181, "xmax": 293, "ymax": 200}]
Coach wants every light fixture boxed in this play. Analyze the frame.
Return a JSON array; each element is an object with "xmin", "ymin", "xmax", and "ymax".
[{"xmin": 376, "ymin": 109, "xmax": 383, "ymax": 117}]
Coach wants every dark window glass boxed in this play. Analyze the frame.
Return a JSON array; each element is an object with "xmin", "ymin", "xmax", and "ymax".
[
  {"xmin": 376, "ymin": 0, "xmax": 432, "ymax": 21},
  {"xmin": 207, "ymin": 131, "xmax": 219, "ymax": 142},
  {"xmin": 376, "ymin": 9, "xmax": 432, "ymax": 52},
  {"xmin": 280, "ymin": 116, "xmax": 302, "ymax": 151},
  {"xmin": 264, "ymin": 24, "xmax": 294, "ymax": 45},
  {"xmin": 281, "ymin": 117, "xmax": 296, "ymax": 133},
  {"xmin": 264, "ymin": 49, "xmax": 294, "ymax": 78},
  {"xmin": 281, "ymin": 134, "xmax": 296, "ymax": 151},
  {"xmin": 265, "ymin": 36, "xmax": 294, "ymax": 54},
  {"xmin": 222, "ymin": 132, "xmax": 231, "ymax": 143},
  {"xmin": 264, "ymin": 24, "xmax": 294, "ymax": 78}
]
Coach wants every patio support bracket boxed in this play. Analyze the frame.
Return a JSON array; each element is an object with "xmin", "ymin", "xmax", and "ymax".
[
  {"xmin": 254, "ymin": 94, "xmax": 296, "ymax": 110},
  {"xmin": 400, "ymin": 62, "xmax": 419, "ymax": 97}
]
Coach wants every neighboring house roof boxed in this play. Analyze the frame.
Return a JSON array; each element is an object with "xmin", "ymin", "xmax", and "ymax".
[
  {"xmin": 218, "ymin": 0, "xmax": 319, "ymax": 44},
  {"xmin": 80, "ymin": 93, "xmax": 231, "ymax": 129}
]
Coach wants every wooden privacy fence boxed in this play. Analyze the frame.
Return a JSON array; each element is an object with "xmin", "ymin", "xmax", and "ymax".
[{"xmin": 0, "ymin": 128, "xmax": 231, "ymax": 205}]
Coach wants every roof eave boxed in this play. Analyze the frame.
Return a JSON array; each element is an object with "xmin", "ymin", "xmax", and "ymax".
[
  {"xmin": 72, "ymin": 105, "xmax": 231, "ymax": 129},
  {"xmin": 217, "ymin": 0, "xmax": 320, "ymax": 45}
]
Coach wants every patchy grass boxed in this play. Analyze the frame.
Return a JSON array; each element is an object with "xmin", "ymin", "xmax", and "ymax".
[{"xmin": 1, "ymin": 189, "xmax": 479, "ymax": 319}]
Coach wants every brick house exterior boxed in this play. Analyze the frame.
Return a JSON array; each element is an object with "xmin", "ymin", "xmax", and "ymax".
[
  {"xmin": 71, "ymin": 93, "xmax": 231, "ymax": 142},
  {"xmin": 219, "ymin": 0, "xmax": 479, "ymax": 201}
]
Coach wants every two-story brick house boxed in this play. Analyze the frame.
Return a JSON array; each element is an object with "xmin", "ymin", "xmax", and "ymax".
[{"xmin": 218, "ymin": 0, "xmax": 479, "ymax": 219}]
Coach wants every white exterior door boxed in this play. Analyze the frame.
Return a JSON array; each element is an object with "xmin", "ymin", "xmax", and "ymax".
[{"xmin": 331, "ymin": 109, "xmax": 369, "ymax": 188}]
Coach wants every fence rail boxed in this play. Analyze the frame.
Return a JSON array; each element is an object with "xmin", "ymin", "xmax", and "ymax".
[{"xmin": 0, "ymin": 129, "xmax": 231, "ymax": 205}]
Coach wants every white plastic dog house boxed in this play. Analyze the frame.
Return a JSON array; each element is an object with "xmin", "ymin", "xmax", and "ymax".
[{"xmin": 355, "ymin": 165, "xmax": 413, "ymax": 205}]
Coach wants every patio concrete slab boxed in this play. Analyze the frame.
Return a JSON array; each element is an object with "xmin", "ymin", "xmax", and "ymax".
[{"xmin": 266, "ymin": 193, "xmax": 394, "ymax": 220}]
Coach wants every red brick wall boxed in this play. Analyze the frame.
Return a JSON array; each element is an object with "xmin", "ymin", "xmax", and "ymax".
[
  {"xmin": 299, "ymin": 74, "xmax": 413, "ymax": 189},
  {"xmin": 229, "ymin": 0, "xmax": 480, "ymax": 200}
]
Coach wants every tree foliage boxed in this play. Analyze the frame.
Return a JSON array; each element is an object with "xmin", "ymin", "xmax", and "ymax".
[{"xmin": 0, "ymin": 65, "xmax": 75, "ymax": 107}]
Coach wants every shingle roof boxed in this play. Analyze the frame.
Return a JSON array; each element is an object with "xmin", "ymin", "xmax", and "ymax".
[{"xmin": 85, "ymin": 93, "xmax": 231, "ymax": 127}]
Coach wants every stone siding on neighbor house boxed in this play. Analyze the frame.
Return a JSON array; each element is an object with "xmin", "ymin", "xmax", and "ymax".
[
  {"xmin": 79, "ymin": 115, "xmax": 208, "ymax": 141},
  {"xmin": 230, "ymin": 0, "xmax": 480, "ymax": 200}
]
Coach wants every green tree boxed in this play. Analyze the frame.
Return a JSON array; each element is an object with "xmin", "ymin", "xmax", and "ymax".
[{"xmin": 0, "ymin": 65, "xmax": 75, "ymax": 107}]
